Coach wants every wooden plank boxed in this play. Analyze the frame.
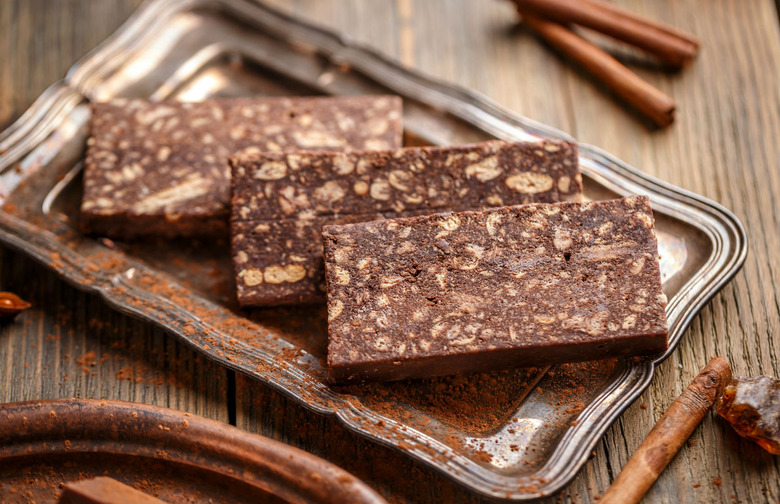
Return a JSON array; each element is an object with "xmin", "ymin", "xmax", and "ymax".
[
  {"xmin": 1, "ymin": 1, "xmax": 136, "ymax": 127},
  {"xmin": 0, "ymin": 0, "xmax": 229, "ymax": 422},
  {"xmin": 242, "ymin": 1, "xmax": 780, "ymax": 503},
  {"xmin": 0, "ymin": 250, "xmax": 229, "ymax": 420},
  {"xmin": 564, "ymin": 2, "xmax": 780, "ymax": 503}
]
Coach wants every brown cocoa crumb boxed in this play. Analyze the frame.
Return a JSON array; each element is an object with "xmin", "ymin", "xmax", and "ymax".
[
  {"xmin": 473, "ymin": 450, "xmax": 493, "ymax": 463},
  {"xmin": 76, "ymin": 350, "xmax": 98, "ymax": 374},
  {"xmin": 563, "ymin": 402, "xmax": 585, "ymax": 415},
  {"xmin": 337, "ymin": 366, "xmax": 546, "ymax": 434}
]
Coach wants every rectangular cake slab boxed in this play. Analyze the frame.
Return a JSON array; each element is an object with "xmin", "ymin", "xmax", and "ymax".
[
  {"xmin": 80, "ymin": 95, "xmax": 403, "ymax": 239},
  {"xmin": 230, "ymin": 139, "xmax": 580, "ymax": 222},
  {"xmin": 230, "ymin": 139, "xmax": 581, "ymax": 306},
  {"xmin": 322, "ymin": 196, "xmax": 669, "ymax": 383}
]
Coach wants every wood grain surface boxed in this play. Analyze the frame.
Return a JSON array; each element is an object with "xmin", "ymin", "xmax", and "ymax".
[{"xmin": 2, "ymin": 1, "xmax": 779, "ymax": 503}]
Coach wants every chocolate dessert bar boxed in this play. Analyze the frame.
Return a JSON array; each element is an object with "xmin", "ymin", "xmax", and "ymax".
[
  {"xmin": 322, "ymin": 196, "xmax": 668, "ymax": 383},
  {"xmin": 230, "ymin": 139, "xmax": 581, "ymax": 306},
  {"xmin": 81, "ymin": 95, "xmax": 403, "ymax": 239},
  {"xmin": 60, "ymin": 477, "xmax": 165, "ymax": 504}
]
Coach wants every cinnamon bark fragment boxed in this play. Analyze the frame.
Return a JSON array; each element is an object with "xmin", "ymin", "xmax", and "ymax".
[
  {"xmin": 599, "ymin": 357, "xmax": 732, "ymax": 504},
  {"xmin": 716, "ymin": 375, "xmax": 780, "ymax": 455}
]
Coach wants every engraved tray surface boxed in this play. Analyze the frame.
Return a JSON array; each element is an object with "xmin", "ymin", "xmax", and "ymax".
[{"xmin": 0, "ymin": 0, "xmax": 746, "ymax": 500}]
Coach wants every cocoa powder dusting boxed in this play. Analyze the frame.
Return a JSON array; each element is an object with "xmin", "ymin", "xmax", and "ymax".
[
  {"xmin": 540, "ymin": 359, "xmax": 621, "ymax": 407},
  {"xmin": 338, "ymin": 367, "xmax": 547, "ymax": 434}
]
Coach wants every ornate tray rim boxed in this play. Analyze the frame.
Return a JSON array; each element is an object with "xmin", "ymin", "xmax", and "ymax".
[{"xmin": 0, "ymin": 0, "xmax": 747, "ymax": 499}]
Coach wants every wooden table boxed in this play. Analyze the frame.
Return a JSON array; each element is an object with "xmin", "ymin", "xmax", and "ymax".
[{"xmin": 2, "ymin": 1, "xmax": 779, "ymax": 502}]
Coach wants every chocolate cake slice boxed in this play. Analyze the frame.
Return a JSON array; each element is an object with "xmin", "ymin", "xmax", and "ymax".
[
  {"xmin": 322, "ymin": 196, "xmax": 668, "ymax": 383},
  {"xmin": 81, "ymin": 95, "xmax": 403, "ymax": 238},
  {"xmin": 230, "ymin": 139, "xmax": 581, "ymax": 306}
]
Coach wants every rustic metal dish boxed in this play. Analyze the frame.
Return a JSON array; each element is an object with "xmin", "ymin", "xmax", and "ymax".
[
  {"xmin": 0, "ymin": 398, "xmax": 385, "ymax": 504},
  {"xmin": 0, "ymin": 0, "xmax": 746, "ymax": 500}
]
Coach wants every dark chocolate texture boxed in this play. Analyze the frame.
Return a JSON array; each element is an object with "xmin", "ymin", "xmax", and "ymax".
[
  {"xmin": 322, "ymin": 196, "xmax": 669, "ymax": 383},
  {"xmin": 81, "ymin": 96, "xmax": 403, "ymax": 239},
  {"xmin": 231, "ymin": 139, "xmax": 581, "ymax": 307}
]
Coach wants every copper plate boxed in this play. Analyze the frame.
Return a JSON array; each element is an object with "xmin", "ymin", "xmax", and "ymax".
[
  {"xmin": 0, "ymin": 399, "xmax": 385, "ymax": 504},
  {"xmin": 0, "ymin": 0, "xmax": 747, "ymax": 500}
]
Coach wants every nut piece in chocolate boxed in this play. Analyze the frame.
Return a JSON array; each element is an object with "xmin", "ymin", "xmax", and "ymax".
[
  {"xmin": 322, "ymin": 196, "xmax": 669, "ymax": 383},
  {"xmin": 231, "ymin": 139, "xmax": 581, "ymax": 307},
  {"xmin": 81, "ymin": 96, "xmax": 403, "ymax": 239}
]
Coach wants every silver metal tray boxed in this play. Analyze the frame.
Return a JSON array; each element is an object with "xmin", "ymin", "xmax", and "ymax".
[{"xmin": 0, "ymin": 0, "xmax": 746, "ymax": 500}]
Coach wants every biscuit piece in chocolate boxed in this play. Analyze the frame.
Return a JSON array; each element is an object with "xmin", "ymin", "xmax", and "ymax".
[
  {"xmin": 60, "ymin": 477, "xmax": 165, "ymax": 504},
  {"xmin": 322, "ymin": 196, "xmax": 668, "ymax": 383},
  {"xmin": 230, "ymin": 139, "xmax": 581, "ymax": 306},
  {"xmin": 81, "ymin": 96, "xmax": 403, "ymax": 239}
]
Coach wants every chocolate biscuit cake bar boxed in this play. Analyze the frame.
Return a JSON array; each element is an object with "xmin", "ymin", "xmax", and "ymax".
[
  {"xmin": 60, "ymin": 477, "xmax": 165, "ymax": 504},
  {"xmin": 322, "ymin": 196, "xmax": 668, "ymax": 383},
  {"xmin": 230, "ymin": 139, "xmax": 581, "ymax": 306},
  {"xmin": 81, "ymin": 96, "xmax": 403, "ymax": 239}
]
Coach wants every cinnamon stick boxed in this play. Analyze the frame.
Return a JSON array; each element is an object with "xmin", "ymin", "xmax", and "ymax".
[
  {"xmin": 519, "ymin": 14, "xmax": 676, "ymax": 127},
  {"xmin": 512, "ymin": 0, "xmax": 699, "ymax": 67},
  {"xmin": 599, "ymin": 357, "xmax": 732, "ymax": 504},
  {"xmin": 586, "ymin": 0, "xmax": 700, "ymax": 48}
]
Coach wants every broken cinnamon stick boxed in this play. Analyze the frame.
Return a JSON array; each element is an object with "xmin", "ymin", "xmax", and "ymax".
[
  {"xmin": 599, "ymin": 357, "xmax": 732, "ymax": 504},
  {"xmin": 519, "ymin": 14, "xmax": 676, "ymax": 128},
  {"xmin": 513, "ymin": 0, "xmax": 699, "ymax": 67}
]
